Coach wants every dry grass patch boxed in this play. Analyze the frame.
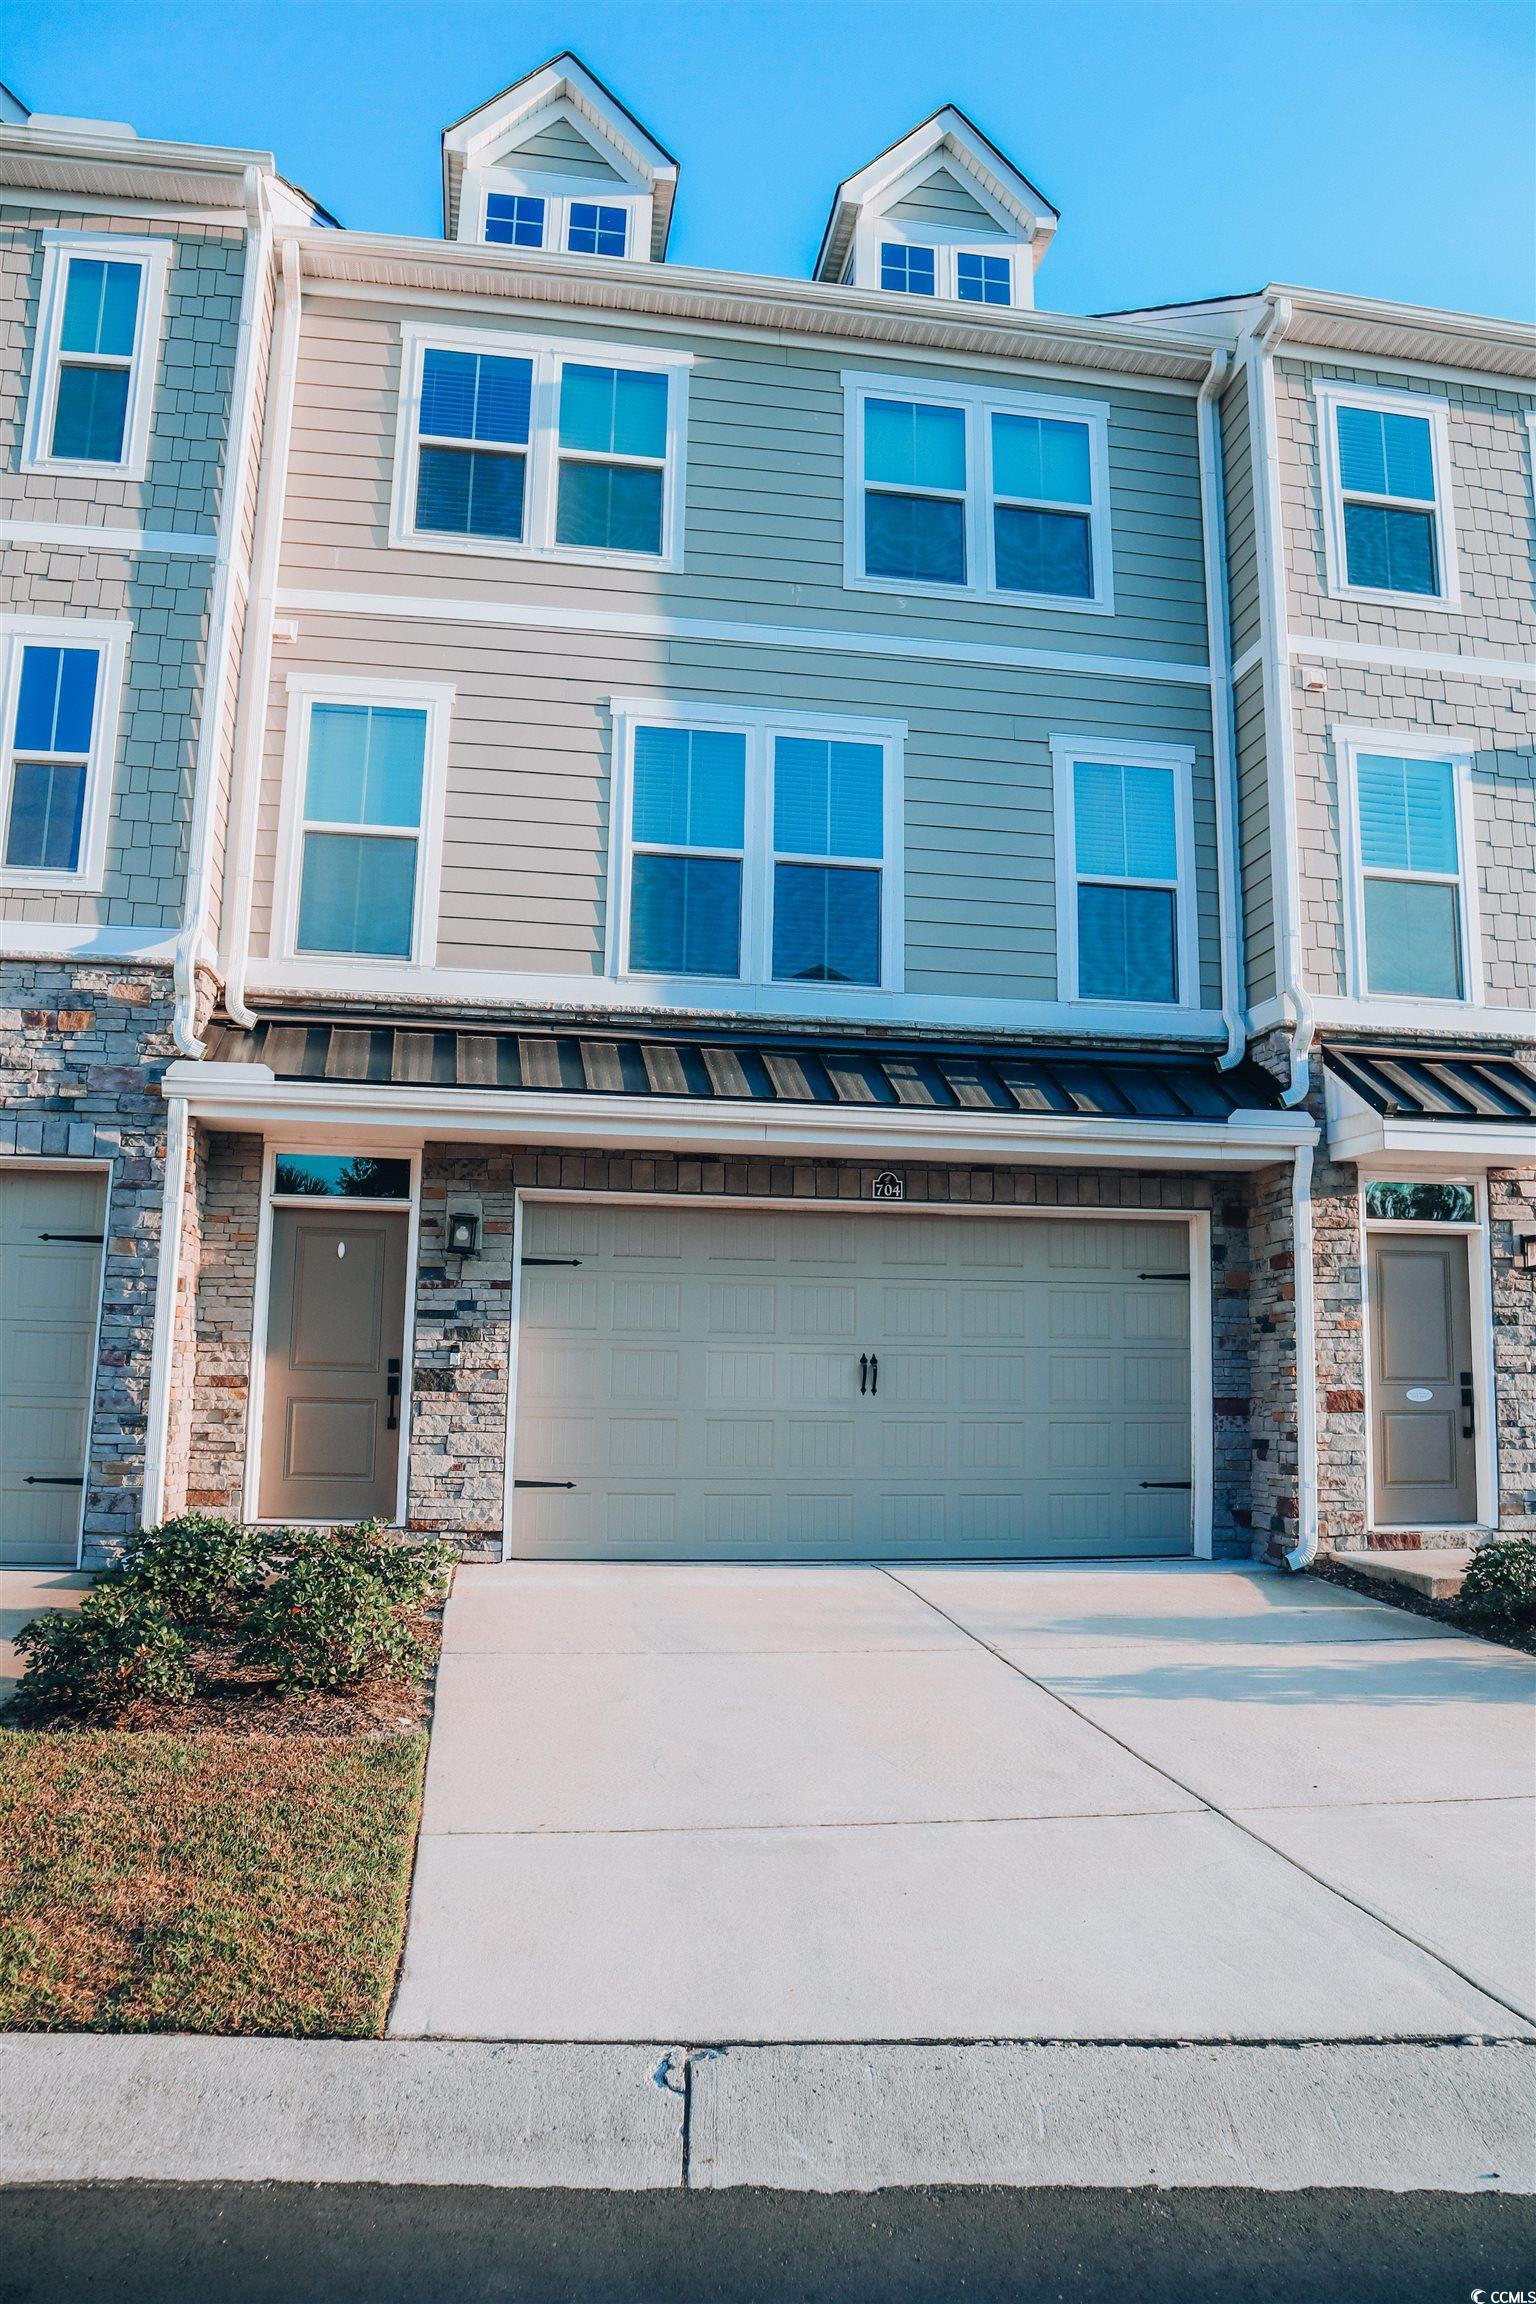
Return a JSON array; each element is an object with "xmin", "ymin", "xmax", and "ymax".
[{"xmin": 0, "ymin": 1729, "xmax": 427, "ymax": 2035}]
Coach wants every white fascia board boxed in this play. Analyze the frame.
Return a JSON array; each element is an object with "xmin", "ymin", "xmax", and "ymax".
[
  {"xmin": 162, "ymin": 1064, "xmax": 1315, "ymax": 1167},
  {"xmin": 0, "ymin": 921, "xmax": 177, "ymax": 959}
]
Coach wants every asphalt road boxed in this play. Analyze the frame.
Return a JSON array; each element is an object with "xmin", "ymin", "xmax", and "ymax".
[{"xmin": 1, "ymin": 2184, "xmax": 1531, "ymax": 2303}]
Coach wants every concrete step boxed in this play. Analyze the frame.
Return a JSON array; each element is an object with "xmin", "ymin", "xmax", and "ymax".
[{"xmin": 1323, "ymin": 1546, "xmax": 1474, "ymax": 1603}]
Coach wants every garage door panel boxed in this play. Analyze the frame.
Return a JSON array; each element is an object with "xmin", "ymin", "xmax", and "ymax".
[
  {"xmin": 1, "ymin": 1171, "xmax": 105, "ymax": 1566},
  {"xmin": 508, "ymin": 1207, "xmax": 1196, "ymax": 1561}
]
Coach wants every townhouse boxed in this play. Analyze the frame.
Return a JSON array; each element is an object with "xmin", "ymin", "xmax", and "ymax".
[
  {"xmin": 0, "ymin": 94, "xmax": 326, "ymax": 1564},
  {"xmin": 4, "ymin": 54, "xmax": 1531, "ymax": 1571}
]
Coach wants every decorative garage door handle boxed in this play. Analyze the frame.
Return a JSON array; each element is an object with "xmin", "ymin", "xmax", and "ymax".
[
  {"xmin": 24, "ymin": 1475, "xmax": 85, "ymax": 1486},
  {"xmin": 38, "ymin": 1231, "xmax": 105, "ymax": 1244},
  {"xmin": 514, "ymin": 1479, "xmax": 576, "ymax": 1490},
  {"xmin": 858, "ymin": 1354, "xmax": 879, "ymax": 1395},
  {"xmin": 1139, "ymin": 1481, "xmax": 1192, "ymax": 1490}
]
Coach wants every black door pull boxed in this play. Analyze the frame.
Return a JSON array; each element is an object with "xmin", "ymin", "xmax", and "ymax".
[
  {"xmin": 386, "ymin": 1357, "xmax": 401, "ymax": 1432},
  {"xmin": 859, "ymin": 1353, "xmax": 869, "ymax": 1395},
  {"xmin": 1460, "ymin": 1370, "xmax": 1475, "ymax": 1440},
  {"xmin": 869, "ymin": 1354, "xmax": 878, "ymax": 1395}
]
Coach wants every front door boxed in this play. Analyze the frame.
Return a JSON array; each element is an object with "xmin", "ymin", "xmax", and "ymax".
[
  {"xmin": 260, "ymin": 1208, "xmax": 408, "ymax": 1522},
  {"xmin": 1369, "ymin": 1234, "xmax": 1477, "ymax": 1526},
  {"xmin": 0, "ymin": 1169, "xmax": 105, "ymax": 1565}
]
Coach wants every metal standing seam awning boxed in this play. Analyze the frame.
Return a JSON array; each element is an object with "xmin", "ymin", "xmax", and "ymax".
[
  {"xmin": 168, "ymin": 1013, "xmax": 1317, "ymax": 1169},
  {"xmin": 1323, "ymin": 1045, "xmax": 1536, "ymax": 1162}
]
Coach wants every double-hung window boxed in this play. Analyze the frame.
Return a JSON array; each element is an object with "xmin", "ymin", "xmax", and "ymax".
[
  {"xmin": 1345, "ymin": 739, "xmax": 1475, "ymax": 1001},
  {"xmin": 848, "ymin": 375, "xmax": 1111, "ymax": 608},
  {"xmin": 280, "ymin": 681, "xmax": 451, "ymax": 969},
  {"xmin": 484, "ymin": 193, "xmax": 546, "ymax": 248},
  {"xmin": 1320, "ymin": 385, "xmax": 1457, "ymax": 604},
  {"xmin": 396, "ymin": 327, "xmax": 687, "ymax": 565},
  {"xmin": 0, "ymin": 625, "xmax": 124, "ymax": 889},
  {"xmin": 613, "ymin": 704, "xmax": 902, "ymax": 994},
  {"xmin": 1054, "ymin": 740, "xmax": 1196, "ymax": 1007},
  {"xmin": 23, "ymin": 235, "xmax": 170, "ymax": 478}
]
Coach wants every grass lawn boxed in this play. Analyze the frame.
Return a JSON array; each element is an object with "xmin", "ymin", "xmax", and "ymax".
[{"xmin": 0, "ymin": 1729, "xmax": 427, "ymax": 2035}]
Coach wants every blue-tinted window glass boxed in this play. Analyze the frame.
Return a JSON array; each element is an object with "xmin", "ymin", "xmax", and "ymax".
[
  {"xmin": 991, "ymin": 413, "xmax": 1092, "ymax": 504},
  {"xmin": 1336, "ymin": 404, "xmax": 1435, "ymax": 500},
  {"xmin": 1074, "ymin": 762, "xmax": 1178, "ymax": 882},
  {"xmin": 4, "ymin": 760, "xmax": 87, "ymax": 871},
  {"xmin": 629, "ymin": 853, "xmax": 741, "ymax": 975},
  {"xmin": 50, "ymin": 363, "xmax": 130, "ymax": 461},
  {"xmin": 420, "ymin": 349, "xmax": 531, "ymax": 445},
  {"xmin": 14, "ymin": 648, "xmax": 99, "ymax": 755},
  {"xmin": 864, "ymin": 398, "xmax": 966, "ymax": 491},
  {"xmin": 59, "ymin": 258, "xmax": 140, "ymax": 357},
  {"xmin": 773, "ymin": 738, "xmax": 883, "ymax": 858},
  {"xmin": 304, "ymin": 704, "xmax": 427, "ymax": 829},
  {"xmin": 772, "ymin": 864, "xmax": 880, "ymax": 984},
  {"xmin": 1363, "ymin": 879, "xmax": 1461, "ymax": 998},
  {"xmin": 1342, "ymin": 502, "xmax": 1437, "ymax": 594},
  {"xmin": 994, "ymin": 506, "xmax": 1092, "ymax": 597},
  {"xmin": 879, "ymin": 243, "xmax": 937, "ymax": 295},
  {"xmin": 296, "ymin": 832, "xmax": 417, "ymax": 957},
  {"xmin": 632, "ymin": 726, "xmax": 746, "ymax": 849},
  {"xmin": 567, "ymin": 202, "xmax": 627, "ymax": 257},
  {"xmin": 416, "ymin": 445, "xmax": 526, "ymax": 539},
  {"xmin": 555, "ymin": 461, "xmax": 663, "ymax": 552},
  {"xmin": 484, "ymin": 194, "xmax": 546, "ymax": 248},
  {"xmin": 559, "ymin": 365, "xmax": 667, "ymax": 459},
  {"xmin": 272, "ymin": 1154, "xmax": 413, "ymax": 1198},
  {"xmin": 1356, "ymin": 755, "xmax": 1458, "ymax": 877},
  {"xmin": 864, "ymin": 493, "xmax": 966, "ymax": 584},
  {"xmin": 1076, "ymin": 884, "xmax": 1177, "ymax": 1003},
  {"xmin": 956, "ymin": 252, "xmax": 1011, "ymax": 305}
]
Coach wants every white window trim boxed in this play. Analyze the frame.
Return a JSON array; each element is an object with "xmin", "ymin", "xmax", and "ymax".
[
  {"xmin": 20, "ymin": 232, "xmax": 172, "ymax": 483},
  {"xmin": 873, "ymin": 233, "xmax": 1020, "ymax": 308},
  {"xmin": 271, "ymin": 672, "xmax": 454, "ymax": 973},
  {"xmin": 1334, "ymin": 723, "xmax": 1483, "ymax": 1008},
  {"xmin": 842, "ymin": 370, "xmax": 1114, "ymax": 614},
  {"xmin": 1051, "ymin": 735, "xmax": 1201, "ymax": 1012},
  {"xmin": 0, "ymin": 615, "xmax": 129, "ymax": 894},
  {"xmin": 390, "ymin": 322, "xmax": 690, "ymax": 570},
  {"xmin": 605, "ymin": 696, "xmax": 906, "ymax": 997},
  {"xmin": 467, "ymin": 174, "xmax": 649, "ymax": 261},
  {"xmin": 1315, "ymin": 379, "xmax": 1461, "ymax": 612}
]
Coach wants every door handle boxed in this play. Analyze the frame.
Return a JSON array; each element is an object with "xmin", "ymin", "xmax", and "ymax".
[
  {"xmin": 859, "ymin": 1353, "xmax": 869, "ymax": 1395},
  {"xmin": 869, "ymin": 1354, "xmax": 878, "ymax": 1395},
  {"xmin": 1459, "ymin": 1370, "xmax": 1474, "ymax": 1439},
  {"xmin": 386, "ymin": 1356, "xmax": 401, "ymax": 1432}
]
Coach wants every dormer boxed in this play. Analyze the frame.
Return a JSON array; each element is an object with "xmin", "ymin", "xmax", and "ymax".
[
  {"xmin": 815, "ymin": 107, "xmax": 1058, "ymax": 310},
  {"xmin": 442, "ymin": 53, "xmax": 677, "ymax": 264}
]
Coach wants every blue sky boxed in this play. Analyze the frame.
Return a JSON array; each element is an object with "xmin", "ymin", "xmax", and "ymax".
[{"xmin": 4, "ymin": 1, "xmax": 1532, "ymax": 320}]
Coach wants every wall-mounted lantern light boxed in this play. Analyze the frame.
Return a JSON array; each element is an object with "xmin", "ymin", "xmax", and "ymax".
[{"xmin": 445, "ymin": 1207, "xmax": 482, "ymax": 1259}]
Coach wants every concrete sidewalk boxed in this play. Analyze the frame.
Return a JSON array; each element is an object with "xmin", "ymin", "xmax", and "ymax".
[
  {"xmin": 1, "ymin": 2037, "xmax": 1531, "ymax": 2192},
  {"xmin": 391, "ymin": 1562, "xmax": 1535, "ymax": 2043},
  {"xmin": 0, "ymin": 1570, "xmax": 90, "ymax": 1702}
]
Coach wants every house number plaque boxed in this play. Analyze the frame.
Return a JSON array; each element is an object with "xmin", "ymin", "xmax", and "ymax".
[{"xmin": 871, "ymin": 1172, "xmax": 905, "ymax": 1202}]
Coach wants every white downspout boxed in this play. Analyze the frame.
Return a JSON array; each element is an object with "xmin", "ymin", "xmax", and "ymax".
[
  {"xmin": 1283, "ymin": 1140, "xmax": 1320, "ymax": 1570},
  {"xmin": 1242, "ymin": 293, "xmax": 1314, "ymax": 1108},
  {"xmin": 220, "ymin": 234, "xmax": 304, "ymax": 1029},
  {"xmin": 1195, "ymin": 345, "xmax": 1246, "ymax": 1068},
  {"xmin": 172, "ymin": 166, "xmax": 271, "ymax": 1057}
]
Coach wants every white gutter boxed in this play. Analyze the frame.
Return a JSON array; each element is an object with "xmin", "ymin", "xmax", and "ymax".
[
  {"xmin": 1241, "ymin": 292, "xmax": 1314, "ymax": 1108},
  {"xmin": 172, "ymin": 164, "xmax": 271, "ymax": 1056},
  {"xmin": 1283, "ymin": 1140, "xmax": 1320, "ymax": 1570},
  {"xmin": 219, "ymin": 235, "xmax": 303, "ymax": 1029},
  {"xmin": 1195, "ymin": 345, "xmax": 1246, "ymax": 1067}
]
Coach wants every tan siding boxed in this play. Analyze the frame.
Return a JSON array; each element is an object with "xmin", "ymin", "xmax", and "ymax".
[{"xmin": 1234, "ymin": 662, "xmax": 1276, "ymax": 1005}]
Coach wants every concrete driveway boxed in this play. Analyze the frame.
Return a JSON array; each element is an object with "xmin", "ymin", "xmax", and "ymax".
[{"xmin": 390, "ymin": 1562, "xmax": 1535, "ymax": 2043}]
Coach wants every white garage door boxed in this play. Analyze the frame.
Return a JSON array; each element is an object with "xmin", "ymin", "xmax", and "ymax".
[
  {"xmin": 0, "ymin": 1168, "xmax": 105, "ymax": 1566},
  {"xmin": 509, "ymin": 1203, "xmax": 1195, "ymax": 1561}
]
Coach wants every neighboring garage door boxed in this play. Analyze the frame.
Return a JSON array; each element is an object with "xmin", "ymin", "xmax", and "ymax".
[
  {"xmin": 0, "ymin": 1168, "xmax": 105, "ymax": 1566},
  {"xmin": 510, "ymin": 1202, "xmax": 1194, "ymax": 1561}
]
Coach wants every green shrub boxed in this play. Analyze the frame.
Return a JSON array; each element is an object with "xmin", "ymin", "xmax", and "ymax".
[
  {"xmin": 269, "ymin": 1520, "xmax": 455, "ymax": 1610},
  {"xmin": 117, "ymin": 1512, "xmax": 266, "ymax": 1627},
  {"xmin": 1457, "ymin": 1537, "xmax": 1536, "ymax": 1629},
  {"xmin": 239, "ymin": 1550, "xmax": 431, "ymax": 1693},
  {"xmin": 8, "ymin": 1586, "xmax": 194, "ymax": 1720}
]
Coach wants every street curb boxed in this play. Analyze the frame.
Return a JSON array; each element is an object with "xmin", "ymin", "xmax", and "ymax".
[{"xmin": 0, "ymin": 2037, "xmax": 1530, "ymax": 2192}]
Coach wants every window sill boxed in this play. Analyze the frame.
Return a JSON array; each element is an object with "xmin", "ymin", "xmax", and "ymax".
[
  {"xmin": 0, "ymin": 869, "xmax": 104, "ymax": 895},
  {"xmin": 19, "ymin": 453, "xmax": 146, "ymax": 483},
  {"xmin": 844, "ymin": 570, "xmax": 1114, "ymax": 616},
  {"xmin": 1326, "ymin": 581, "xmax": 1463, "ymax": 615},
  {"xmin": 389, "ymin": 529, "xmax": 681, "ymax": 574}
]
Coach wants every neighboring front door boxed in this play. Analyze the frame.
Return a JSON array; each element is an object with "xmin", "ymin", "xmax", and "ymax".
[
  {"xmin": 260, "ymin": 1208, "xmax": 408, "ymax": 1522},
  {"xmin": 0, "ymin": 1169, "xmax": 105, "ymax": 1566},
  {"xmin": 1369, "ymin": 1234, "xmax": 1477, "ymax": 1526}
]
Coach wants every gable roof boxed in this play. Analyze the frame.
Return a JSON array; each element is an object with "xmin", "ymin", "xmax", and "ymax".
[
  {"xmin": 815, "ymin": 105, "xmax": 1058, "ymax": 283},
  {"xmin": 441, "ymin": 51, "xmax": 678, "ymax": 254}
]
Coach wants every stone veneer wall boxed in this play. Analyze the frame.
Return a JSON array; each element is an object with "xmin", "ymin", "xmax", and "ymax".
[
  {"xmin": 1490, "ymin": 1168, "xmax": 1536, "ymax": 1535},
  {"xmin": 0, "ymin": 961, "xmax": 175, "ymax": 1558},
  {"xmin": 408, "ymin": 1144, "xmax": 1263, "ymax": 1560},
  {"xmin": 1246, "ymin": 1160, "xmax": 1302, "ymax": 1559},
  {"xmin": 183, "ymin": 1129, "xmax": 264, "ymax": 1515}
]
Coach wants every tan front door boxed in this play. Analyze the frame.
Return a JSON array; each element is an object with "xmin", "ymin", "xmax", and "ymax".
[
  {"xmin": 260, "ymin": 1208, "xmax": 408, "ymax": 1522},
  {"xmin": 0, "ymin": 1168, "xmax": 105, "ymax": 1565},
  {"xmin": 1369, "ymin": 1234, "xmax": 1477, "ymax": 1526}
]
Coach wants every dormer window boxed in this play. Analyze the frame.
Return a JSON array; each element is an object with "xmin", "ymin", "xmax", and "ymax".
[
  {"xmin": 956, "ymin": 252, "xmax": 1010, "ymax": 306},
  {"xmin": 879, "ymin": 243, "xmax": 936, "ymax": 295},
  {"xmin": 568, "ymin": 202, "xmax": 627, "ymax": 258},
  {"xmin": 485, "ymin": 193, "xmax": 546, "ymax": 248}
]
